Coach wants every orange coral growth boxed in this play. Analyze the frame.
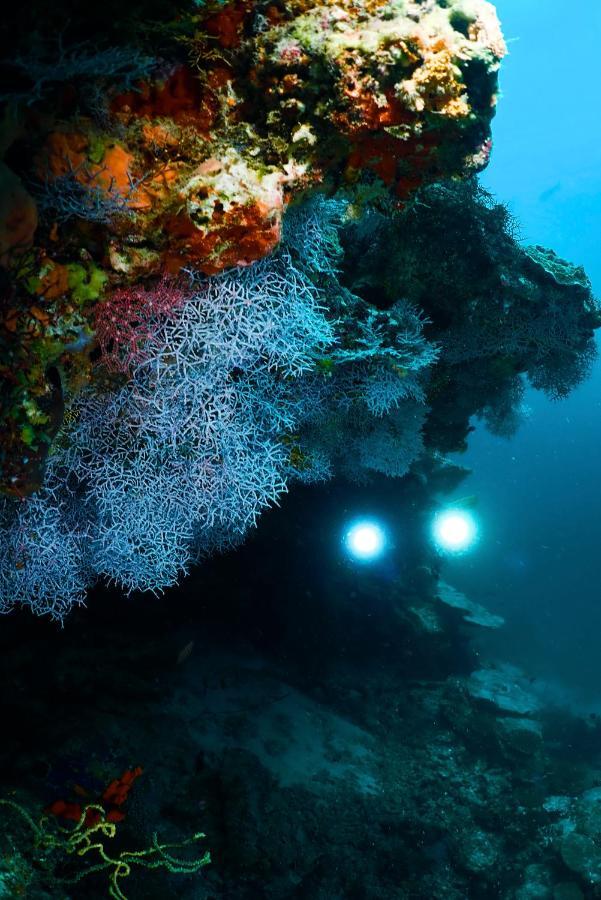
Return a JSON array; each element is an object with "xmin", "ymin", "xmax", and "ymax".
[
  {"xmin": 102, "ymin": 766, "xmax": 144, "ymax": 808},
  {"xmin": 397, "ymin": 44, "xmax": 470, "ymax": 119},
  {"xmin": 346, "ymin": 135, "xmax": 405, "ymax": 188},
  {"xmin": 203, "ymin": 1, "xmax": 251, "ymax": 49},
  {"xmin": 47, "ymin": 766, "xmax": 144, "ymax": 829},
  {"xmin": 334, "ymin": 80, "xmax": 410, "ymax": 135},
  {"xmin": 139, "ymin": 163, "xmax": 182, "ymax": 205},
  {"xmin": 38, "ymin": 131, "xmax": 146, "ymax": 208},
  {"xmin": 30, "ymin": 304, "xmax": 51, "ymax": 325},
  {"xmin": 162, "ymin": 199, "xmax": 282, "ymax": 274},
  {"xmin": 347, "ymin": 127, "xmax": 445, "ymax": 198},
  {"xmin": 33, "ymin": 258, "xmax": 70, "ymax": 300},
  {"xmin": 94, "ymin": 145, "xmax": 136, "ymax": 196},
  {"xmin": 264, "ymin": 3, "xmax": 285, "ymax": 26},
  {"xmin": 112, "ymin": 66, "xmax": 223, "ymax": 133},
  {"xmin": 41, "ymin": 132, "xmax": 88, "ymax": 178},
  {"xmin": 0, "ymin": 164, "xmax": 38, "ymax": 266},
  {"xmin": 140, "ymin": 122, "xmax": 180, "ymax": 151}
]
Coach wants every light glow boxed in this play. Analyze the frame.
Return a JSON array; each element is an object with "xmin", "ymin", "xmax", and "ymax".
[
  {"xmin": 432, "ymin": 509, "xmax": 478, "ymax": 554},
  {"xmin": 344, "ymin": 519, "xmax": 388, "ymax": 562}
]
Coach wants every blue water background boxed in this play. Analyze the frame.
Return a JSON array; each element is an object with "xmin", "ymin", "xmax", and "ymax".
[{"xmin": 446, "ymin": 0, "xmax": 601, "ymax": 706}]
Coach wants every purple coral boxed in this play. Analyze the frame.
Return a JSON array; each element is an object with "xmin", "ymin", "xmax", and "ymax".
[
  {"xmin": 0, "ymin": 243, "xmax": 336, "ymax": 611},
  {"xmin": 0, "ymin": 477, "xmax": 92, "ymax": 620},
  {"xmin": 95, "ymin": 277, "xmax": 192, "ymax": 375},
  {"xmin": 0, "ymin": 199, "xmax": 440, "ymax": 617}
]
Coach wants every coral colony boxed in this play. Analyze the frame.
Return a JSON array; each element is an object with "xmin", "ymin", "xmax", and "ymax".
[{"xmin": 1, "ymin": 0, "xmax": 599, "ymax": 618}]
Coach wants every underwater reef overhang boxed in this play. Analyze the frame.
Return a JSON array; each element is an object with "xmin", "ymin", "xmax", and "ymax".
[
  {"xmin": 4, "ymin": 0, "xmax": 598, "ymax": 621},
  {"xmin": 0, "ymin": 0, "xmax": 506, "ymax": 498}
]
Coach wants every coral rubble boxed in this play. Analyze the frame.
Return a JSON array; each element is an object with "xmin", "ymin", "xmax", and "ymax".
[{"xmin": 1, "ymin": 519, "xmax": 601, "ymax": 898}]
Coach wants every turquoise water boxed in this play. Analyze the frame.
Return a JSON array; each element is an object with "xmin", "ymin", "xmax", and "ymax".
[{"xmin": 450, "ymin": 0, "xmax": 601, "ymax": 705}]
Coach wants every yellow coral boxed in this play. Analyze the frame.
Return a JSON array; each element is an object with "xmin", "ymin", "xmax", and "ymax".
[
  {"xmin": 397, "ymin": 47, "xmax": 469, "ymax": 119},
  {"xmin": 0, "ymin": 799, "xmax": 210, "ymax": 900}
]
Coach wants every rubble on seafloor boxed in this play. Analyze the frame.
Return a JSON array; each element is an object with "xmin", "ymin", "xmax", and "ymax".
[{"xmin": 0, "ymin": 536, "xmax": 600, "ymax": 899}]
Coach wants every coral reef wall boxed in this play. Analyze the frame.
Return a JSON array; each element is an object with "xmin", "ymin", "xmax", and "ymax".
[{"xmin": 0, "ymin": 0, "xmax": 598, "ymax": 617}]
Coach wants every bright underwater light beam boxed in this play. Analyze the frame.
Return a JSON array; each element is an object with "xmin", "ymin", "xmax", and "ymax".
[
  {"xmin": 343, "ymin": 519, "xmax": 388, "ymax": 563},
  {"xmin": 432, "ymin": 509, "xmax": 478, "ymax": 554}
]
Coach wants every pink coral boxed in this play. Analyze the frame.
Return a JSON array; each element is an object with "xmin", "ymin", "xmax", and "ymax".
[{"xmin": 94, "ymin": 277, "xmax": 192, "ymax": 375}]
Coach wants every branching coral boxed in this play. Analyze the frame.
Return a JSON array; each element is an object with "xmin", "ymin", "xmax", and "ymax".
[
  {"xmin": 0, "ymin": 797, "xmax": 209, "ymax": 899},
  {"xmin": 32, "ymin": 168, "xmax": 138, "ymax": 226},
  {"xmin": 94, "ymin": 276, "xmax": 192, "ymax": 375},
  {"xmin": 0, "ymin": 233, "xmax": 336, "ymax": 610},
  {"xmin": 0, "ymin": 480, "xmax": 91, "ymax": 619},
  {"xmin": 341, "ymin": 180, "xmax": 600, "ymax": 443},
  {"xmin": 0, "ymin": 198, "xmax": 441, "ymax": 615},
  {"xmin": 1, "ymin": 38, "xmax": 158, "ymax": 105},
  {"xmin": 3, "ymin": 169, "xmax": 597, "ymax": 618},
  {"xmin": 297, "ymin": 396, "xmax": 428, "ymax": 483}
]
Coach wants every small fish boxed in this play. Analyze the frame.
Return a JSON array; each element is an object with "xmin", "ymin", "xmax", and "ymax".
[
  {"xmin": 176, "ymin": 640, "xmax": 195, "ymax": 665},
  {"xmin": 539, "ymin": 182, "xmax": 561, "ymax": 203}
]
